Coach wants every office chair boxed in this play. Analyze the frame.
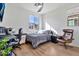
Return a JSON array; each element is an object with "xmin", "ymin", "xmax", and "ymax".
[{"xmin": 10, "ymin": 28, "xmax": 23, "ymax": 50}]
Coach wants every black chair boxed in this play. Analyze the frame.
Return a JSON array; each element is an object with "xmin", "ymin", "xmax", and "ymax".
[
  {"xmin": 10, "ymin": 28, "xmax": 23, "ymax": 51},
  {"xmin": 17, "ymin": 28, "xmax": 22, "ymax": 45}
]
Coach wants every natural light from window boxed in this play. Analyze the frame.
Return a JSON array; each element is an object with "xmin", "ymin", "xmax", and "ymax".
[
  {"xmin": 45, "ymin": 22, "xmax": 58, "ymax": 35},
  {"xmin": 29, "ymin": 15, "xmax": 39, "ymax": 29}
]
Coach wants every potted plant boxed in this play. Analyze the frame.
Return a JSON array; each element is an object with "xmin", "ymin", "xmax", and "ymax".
[
  {"xmin": 1, "ymin": 47, "xmax": 12, "ymax": 56},
  {"xmin": 0, "ymin": 37, "xmax": 13, "ymax": 56}
]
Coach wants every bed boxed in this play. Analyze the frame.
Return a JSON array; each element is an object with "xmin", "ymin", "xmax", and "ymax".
[{"xmin": 26, "ymin": 30, "xmax": 53, "ymax": 48}]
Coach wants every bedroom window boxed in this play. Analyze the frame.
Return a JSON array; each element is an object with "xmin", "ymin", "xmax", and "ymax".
[
  {"xmin": 29, "ymin": 15, "xmax": 39, "ymax": 29},
  {"xmin": 67, "ymin": 15, "xmax": 79, "ymax": 26},
  {"xmin": 67, "ymin": 19, "xmax": 76, "ymax": 26}
]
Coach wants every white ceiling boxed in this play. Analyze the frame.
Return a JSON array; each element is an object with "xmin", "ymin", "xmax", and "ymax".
[
  {"xmin": 19, "ymin": 3, "xmax": 64, "ymax": 14},
  {"xmin": 16, "ymin": 3, "xmax": 79, "ymax": 14}
]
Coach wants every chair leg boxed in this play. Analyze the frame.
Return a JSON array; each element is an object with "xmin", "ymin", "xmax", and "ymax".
[
  {"xmin": 64, "ymin": 42, "xmax": 67, "ymax": 49},
  {"xmin": 16, "ymin": 46, "xmax": 21, "ymax": 49},
  {"xmin": 12, "ymin": 51, "xmax": 17, "ymax": 56},
  {"xmin": 13, "ymin": 45, "xmax": 21, "ymax": 50}
]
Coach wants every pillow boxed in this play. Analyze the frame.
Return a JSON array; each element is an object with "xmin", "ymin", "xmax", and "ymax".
[
  {"xmin": 37, "ymin": 30, "xmax": 46, "ymax": 34},
  {"xmin": 43, "ymin": 30, "xmax": 53, "ymax": 34},
  {"xmin": 37, "ymin": 30, "xmax": 53, "ymax": 35},
  {"xmin": 64, "ymin": 33, "xmax": 72, "ymax": 40}
]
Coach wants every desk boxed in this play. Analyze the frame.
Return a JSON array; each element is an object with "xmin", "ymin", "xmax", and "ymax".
[{"xmin": 13, "ymin": 33, "xmax": 27, "ymax": 44}]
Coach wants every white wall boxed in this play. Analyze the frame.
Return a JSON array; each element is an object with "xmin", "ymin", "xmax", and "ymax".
[
  {"xmin": 0, "ymin": 3, "xmax": 41, "ymax": 34},
  {"xmin": 43, "ymin": 4, "xmax": 79, "ymax": 47},
  {"xmin": 43, "ymin": 8, "xmax": 66, "ymax": 35}
]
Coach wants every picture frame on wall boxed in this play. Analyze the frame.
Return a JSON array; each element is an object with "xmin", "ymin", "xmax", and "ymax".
[
  {"xmin": 0, "ymin": 3, "xmax": 5, "ymax": 22},
  {"xmin": 67, "ymin": 14, "xmax": 79, "ymax": 27}
]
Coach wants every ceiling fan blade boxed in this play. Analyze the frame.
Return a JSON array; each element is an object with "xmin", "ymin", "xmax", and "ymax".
[
  {"xmin": 37, "ymin": 6, "xmax": 43, "ymax": 12},
  {"xmin": 37, "ymin": 3, "xmax": 44, "ymax": 12},
  {"xmin": 34, "ymin": 3, "xmax": 44, "ymax": 12}
]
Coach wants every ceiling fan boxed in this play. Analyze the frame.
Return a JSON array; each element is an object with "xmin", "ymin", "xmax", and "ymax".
[{"xmin": 34, "ymin": 3, "xmax": 44, "ymax": 12}]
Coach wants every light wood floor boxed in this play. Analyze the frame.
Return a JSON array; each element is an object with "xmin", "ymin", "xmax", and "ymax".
[{"xmin": 13, "ymin": 42, "xmax": 79, "ymax": 56}]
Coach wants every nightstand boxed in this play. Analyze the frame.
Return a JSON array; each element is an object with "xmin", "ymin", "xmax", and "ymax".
[{"xmin": 51, "ymin": 35, "xmax": 58, "ymax": 43}]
